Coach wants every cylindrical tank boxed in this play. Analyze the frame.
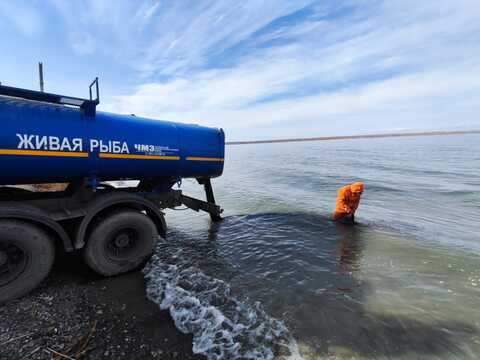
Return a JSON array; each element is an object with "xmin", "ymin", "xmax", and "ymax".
[{"xmin": 0, "ymin": 97, "xmax": 225, "ymax": 185}]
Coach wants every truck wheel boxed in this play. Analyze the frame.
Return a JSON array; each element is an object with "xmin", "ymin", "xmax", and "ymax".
[
  {"xmin": 0, "ymin": 220, "xmax": 55, "ymax": 304},
  {"xmin": 83, "ymin": 211, "xmax": 158, "ymax": 276}
]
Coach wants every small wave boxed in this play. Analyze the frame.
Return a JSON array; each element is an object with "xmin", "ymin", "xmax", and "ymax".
[{"xmin": 144, "ymin": 245, "xmax": 302, "ymax": 360}]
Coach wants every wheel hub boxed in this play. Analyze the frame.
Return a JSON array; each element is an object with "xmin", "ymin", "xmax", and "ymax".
[
  {"xmin": 105, "ymin": 228, "xmax": 140, "ymax": 261},
  {"xmin": 0, "ymin": 244, "xmax": 27, "ymax": 287},
  {"xmin": 114, "ymin": 234, "xmax": 131, "ymax": 248},
  {"xmin": 0, "ymin": 251, "xmax": 7, "ymax": 267}
]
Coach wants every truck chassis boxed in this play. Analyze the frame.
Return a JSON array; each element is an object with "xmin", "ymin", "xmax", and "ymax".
[{"xmin": 0, "ymin": 178, "xmax": 222, "ymax": 303}]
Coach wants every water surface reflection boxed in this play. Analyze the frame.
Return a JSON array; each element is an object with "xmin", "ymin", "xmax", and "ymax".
[{"xmin": 161, "ymin": 212, "xmax": 479, "ymax": 359}]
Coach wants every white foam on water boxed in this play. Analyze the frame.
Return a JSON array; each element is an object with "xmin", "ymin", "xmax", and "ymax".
[{"xmin": 144, "ymin": 247, "xmax": 302, "ymax": 360}]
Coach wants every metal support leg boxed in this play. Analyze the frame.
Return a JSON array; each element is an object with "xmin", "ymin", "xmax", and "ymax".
[{"xmin": 198, "ymin": 178, "xmax": 222, "ymax": 222}]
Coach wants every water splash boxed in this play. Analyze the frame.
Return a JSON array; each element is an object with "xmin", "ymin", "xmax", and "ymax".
[{"xmin": 144, "ymin": 245, "xmax": 302, "ymax": 360}]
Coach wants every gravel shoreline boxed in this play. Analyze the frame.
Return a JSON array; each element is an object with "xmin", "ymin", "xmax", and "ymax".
[{"xmin": 0, "ymin": 253, "xmax": 205, "ymax": 360}]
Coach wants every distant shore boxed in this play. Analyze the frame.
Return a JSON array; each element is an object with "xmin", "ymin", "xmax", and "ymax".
[{"xmin": 227, "ymin": 130, "xmax": 480, "ymax": 145}]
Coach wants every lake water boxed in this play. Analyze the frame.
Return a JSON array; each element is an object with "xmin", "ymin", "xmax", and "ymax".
[{"xmin": 145, "ymin": 134, "xmax": 480, "ymax": 360}]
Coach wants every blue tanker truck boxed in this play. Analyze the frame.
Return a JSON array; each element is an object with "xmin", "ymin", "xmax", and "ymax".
[{"xmin": 0, "ymin": 79, "xmax": 224, "ymax": 303}]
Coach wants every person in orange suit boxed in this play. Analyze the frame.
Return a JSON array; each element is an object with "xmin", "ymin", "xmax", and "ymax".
[{"xmin": 332, "ymin": 182, "xmax": 364, "ymax": 224}]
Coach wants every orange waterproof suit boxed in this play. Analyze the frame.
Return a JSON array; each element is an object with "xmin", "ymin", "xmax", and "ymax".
[{"xmin": 332, "ymin": 183, "xmax": 364, "ymax": 221}]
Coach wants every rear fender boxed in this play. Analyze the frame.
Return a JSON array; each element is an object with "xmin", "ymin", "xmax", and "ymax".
[
  {"xmin": 0, "ymin": 203, "xmax": 73, "ymax": 251},
  {"xmin": 74, "ymin": 192, "xmax": 166, "ymax": 250}
]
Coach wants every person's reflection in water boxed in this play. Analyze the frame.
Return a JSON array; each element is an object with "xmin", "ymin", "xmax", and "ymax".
[
  {"xmin": 336, "ymin": 222, "xmax": 363, "ymax": 273},
  {"xmin": 333, "ymin": 221, "xmax": 364, "ymax": 295}
]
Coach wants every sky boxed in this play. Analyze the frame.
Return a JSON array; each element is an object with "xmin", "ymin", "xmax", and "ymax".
[{"xmin": 0, "ymin": 0, "xmax": 479, "ymax": 141}]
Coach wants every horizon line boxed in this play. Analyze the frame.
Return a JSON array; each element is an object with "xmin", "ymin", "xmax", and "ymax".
[{"xmin": 226, "ymin": 130, "xmax": 480, "ymax": 145}]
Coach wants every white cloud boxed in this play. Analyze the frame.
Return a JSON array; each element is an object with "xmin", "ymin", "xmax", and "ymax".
[
  {"xmin": 0, "ymin": 2, "xmax": 44, "ymax": 37},
  {"xmin": 47, "ymin": 0, "xmax": 314, "ymax": 70},
  {"xmin": 135, "ymin": 0, "xmax": 314, "ymax": 76},
  {"xmin": 69, "ymin": 32, "xmax": 96, "ymax": 55},
  {"xmin": 104, "ymin": 64, "xmax": 480, "ymax": 137},
  {"xmin": 45, "ymin": 0, "xmax": 480, "ymax": 139}
]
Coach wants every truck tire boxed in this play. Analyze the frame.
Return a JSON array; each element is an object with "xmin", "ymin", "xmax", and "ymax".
[
  {"xmin": 83, "ymin": 210, "xmax": 158, "ymax": 276},
  {"xmin": 0, "ymin": 220, "xmax": 55, "ymax": 304}
]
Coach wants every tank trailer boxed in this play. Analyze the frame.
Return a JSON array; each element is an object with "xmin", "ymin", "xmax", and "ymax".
[{"xmin": 0, "ymin": 78, "xmax": 225, "ymax": 303}]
